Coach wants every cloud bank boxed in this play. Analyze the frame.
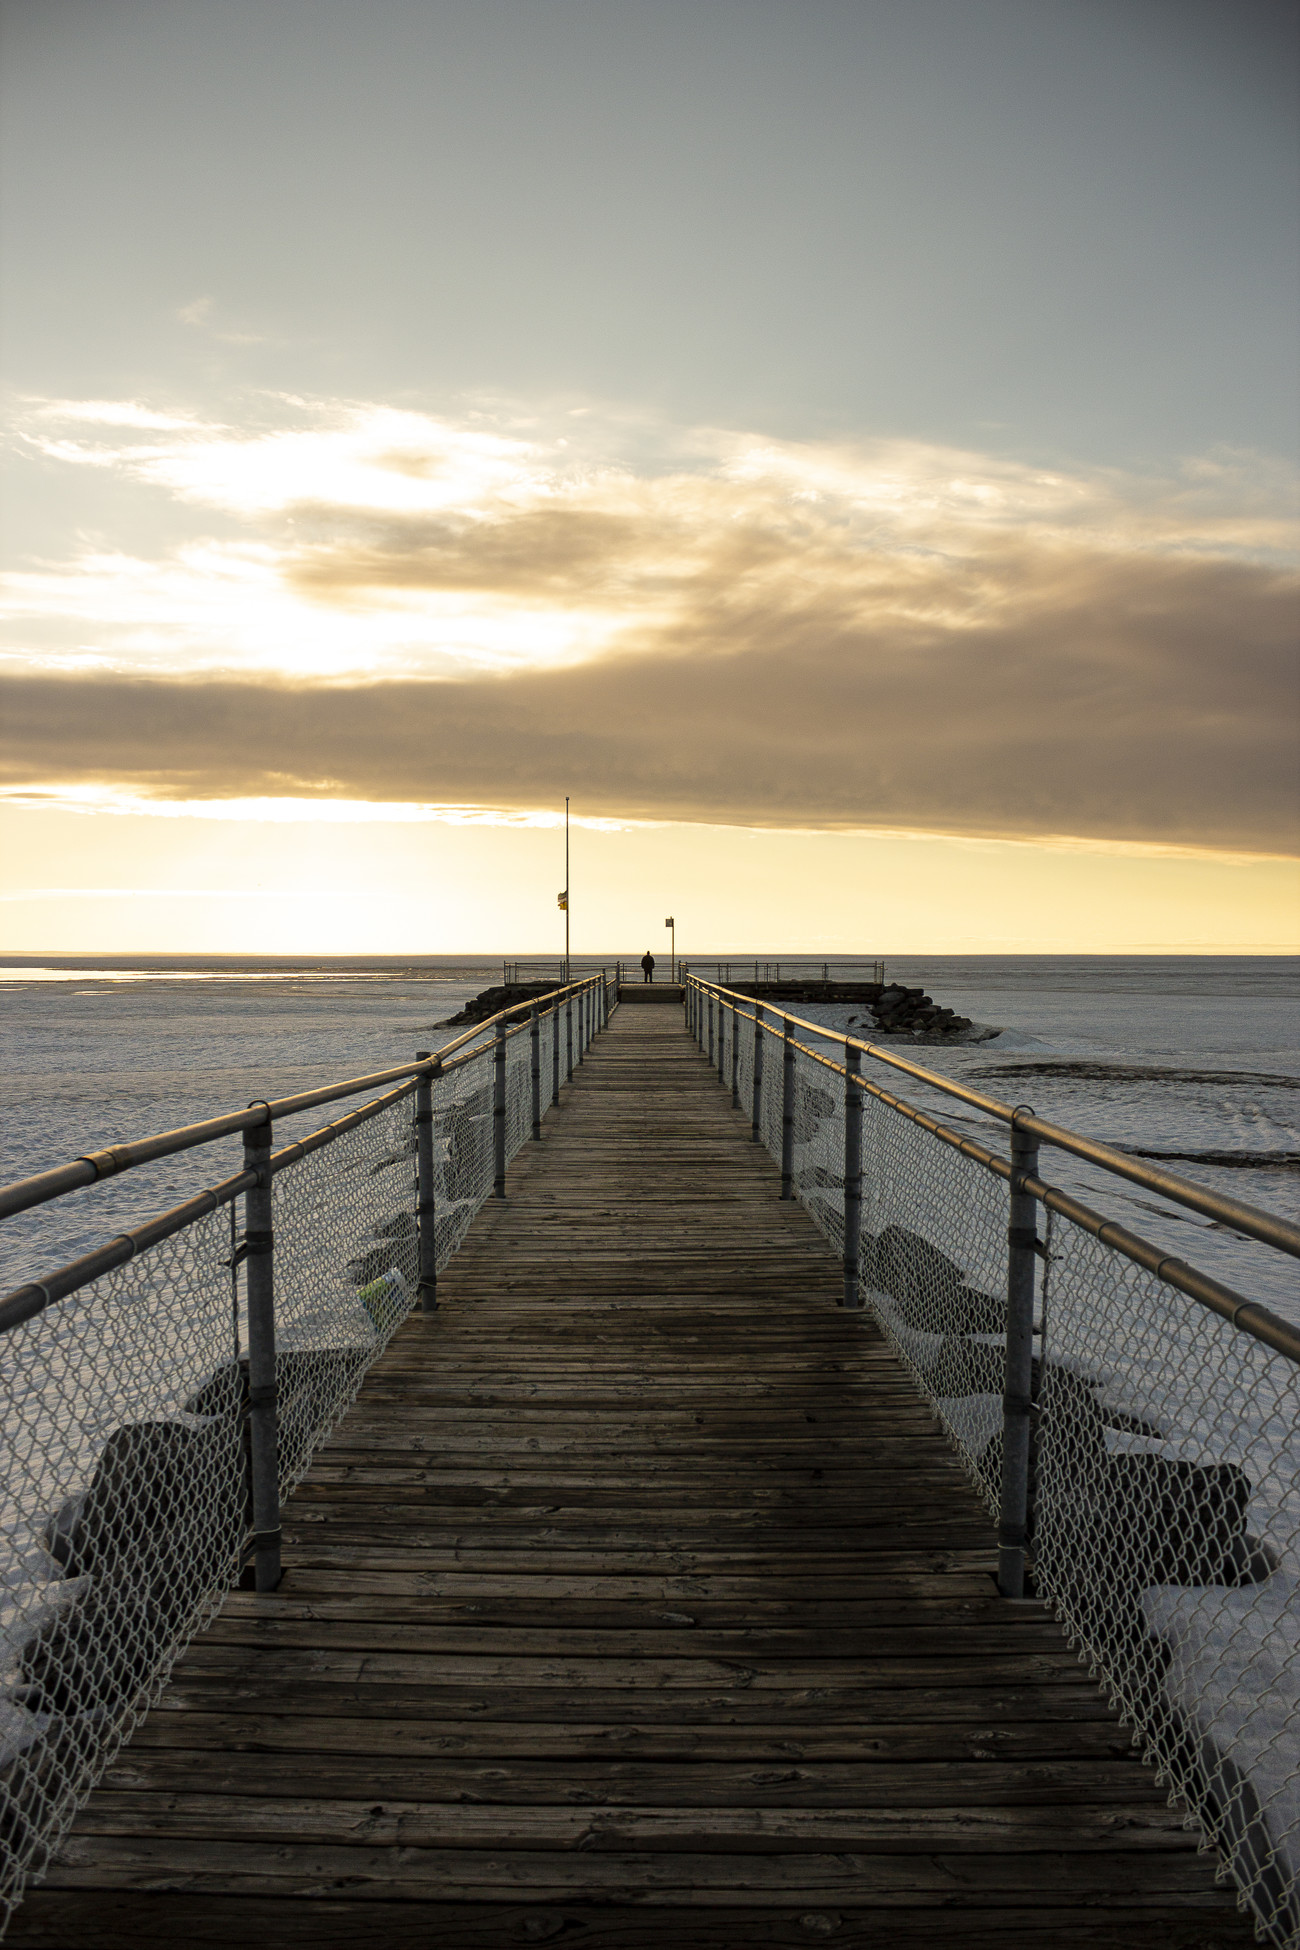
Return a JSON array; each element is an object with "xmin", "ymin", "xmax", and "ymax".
[{"xmin": 3, "ymin": 396, "xmax": 1297, "ymax": 852}]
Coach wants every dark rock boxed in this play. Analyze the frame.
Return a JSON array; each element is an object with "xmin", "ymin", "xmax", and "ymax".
[
  {"xmin": 927, "ymin": 1334, "xmax": 1009, "ymax": 1397},
  {"xmin": 23, "ymin": 1415, "xmax": 246, "ymax": 1718},
  {"xmin": 441, "ymin": 983, "xmax": 556, "ymax": 1027},
  {"xmin": 861, "ymin": 1224, "xmax": 1005, "ymax": 1334}
]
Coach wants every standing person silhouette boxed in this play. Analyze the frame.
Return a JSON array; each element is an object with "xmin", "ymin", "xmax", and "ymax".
[{"xmin": 640, "ymin": 950, "xmax": 655, "ymax": 983}]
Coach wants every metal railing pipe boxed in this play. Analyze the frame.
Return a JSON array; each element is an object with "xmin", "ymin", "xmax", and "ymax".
[
  {"xmin": 242, "ymin": 1113, "xmax": 281, "ymax": 1593},
  {"xmin": 0, "ymin": 976, "xmax": 602, "ymax": 1225},
  {"xmin": 0, "ymin": 1167, "xmax": 256, "ymax": 1331},
  {"xmin": 688, "ymin": 979, "xmax": 1300, "ymax": 1258},
  {"xmin": 0, "ymin": 1108, "xmax": 267, "ymax": 1222}
]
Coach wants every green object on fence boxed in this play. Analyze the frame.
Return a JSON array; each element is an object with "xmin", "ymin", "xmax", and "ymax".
[{"xmin": 357, "ymin": 1266, "xmax": 409, "ymax": 1332}]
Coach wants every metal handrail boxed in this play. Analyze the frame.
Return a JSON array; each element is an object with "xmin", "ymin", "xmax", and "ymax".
[
  {"xmin": 0, "ymin": 973, "xmax": 613, "ymax": 1330},
  {"xmin": 688, "ymin": 976, "xmax": 1300, "ymax": 1261},
  {"xmin": 750, "ymin": 1014, "xmax": 1300, "ymax": 1367},
  {"xmin": 0, "ymin": 975, "xmax": 602, "ymax": 1224}
]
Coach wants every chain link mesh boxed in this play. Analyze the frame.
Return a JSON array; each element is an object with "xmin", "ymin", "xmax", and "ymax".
[
  {"xmin": 505, "ymin": 1024, "xmax": 532, "ymax": 1161},
  {"xmin": 0, "ymin": 1208, "xmax": 242, "ymax": 1928},
  {"xmin": 432, "ymin": 1053, "xmax": 492, "ymax": 1268},
  {"xmin": 695, "ymin": 987, "xmax": 1300, "ymax": 1945},
  {"xmin": 1035, "ymin": 1214, "xmax": 1300, "ymax": 1945},
  {"xmin": 759, "ymin": 1022, "xmax": 783, "ymax": 1158},
  {"xmin": 269, "ymin": 1092, "xmax": 420, "ymax": 1494},
  {"xmin": 856, "ymin": 1094, "xmax": 1012, "ymax": 1514}
]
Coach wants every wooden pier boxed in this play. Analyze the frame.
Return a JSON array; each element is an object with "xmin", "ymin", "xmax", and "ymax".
[{"xmin": 11, "ymin": 1006, "xmax": 1253, "ymax": 1947}]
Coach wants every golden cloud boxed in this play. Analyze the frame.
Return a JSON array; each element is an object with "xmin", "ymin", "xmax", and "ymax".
[
  {"xmin": 2, "ymin": 542, "xmax": 1296, "ymax": 852},
  {"xmin": 4, "ymin": 397, "xmax": 1297, "ymax": 851}
]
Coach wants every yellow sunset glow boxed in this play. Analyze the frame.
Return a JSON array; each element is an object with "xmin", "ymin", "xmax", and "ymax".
[{"xmin": 1, "ymin": 800, "xmax": 1295, "ymax": 958}]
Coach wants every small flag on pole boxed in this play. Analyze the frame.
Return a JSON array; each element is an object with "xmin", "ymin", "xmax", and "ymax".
[
  {"xmin": 665, "ymin": 916, "xmax": 674, "ymax": 927},
  {"xmin": 557, "ymin": 892, "xmax": 568, "ymax": 911}
]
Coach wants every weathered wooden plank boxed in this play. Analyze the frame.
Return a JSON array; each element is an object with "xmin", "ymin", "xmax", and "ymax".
[
  {"xmin": 37, "ymin": 1835, "xmax": 1243, "ymax": 1901},
  {"xmin": 198, "ymin": 1621, "xmax": 1073, "ymax": 1657},
  {"xmin": 69, "ymin": 1792, "xmax": 1197, "ymax": 1852},
  {"xmin": 124, "ymin": 1709, "xmax": 1143, "ymax": 1762},
  {"xmin": 285, "ymin": 1514, "xmax": 993, "ymax": 1538},
  {"xmin": 153, "ymin": 1684, "xmax": 1121, "ymax": 1724},
  {"xmin": 4, "ymin": 1892, "xmax": 1260, "ymax": 1950},
  {"xmin": 210, "ymin": 1591, "xmax": 1060, "ymax": 1627},
  {"xmin": 268, "ymin": 1547, "xmax": 1002, "ymax": 1575},
  {"xmin": 171, "ymin": 1648, "xmax": 1094, "ymax": 1689},
  {"xmin": 266, "ymin": 1567, "xmax": 1006, "ymax": 1598},
  {"xmin": 100, "ymin": 1753, "xmax": 1166, "ymax": 1806}
]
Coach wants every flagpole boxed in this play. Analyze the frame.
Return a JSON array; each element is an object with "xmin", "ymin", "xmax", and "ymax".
[{"xmin": 564, "ymin": 796, "xmax": 570, "ymax": 982}]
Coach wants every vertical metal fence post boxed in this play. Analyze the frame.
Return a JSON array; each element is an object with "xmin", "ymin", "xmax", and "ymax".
[
  {"xmin": 842, "ymin": 1045, "xmax": 863, "ymax": 1308},
  {"xmin": 551, "ymin": 1000, "xmax": 561, "ymax": 1107},
  {"xmin": 577, "ymin": 983, "xmax": 586, "ymax": 1064},
  {"xmin": 716, "ymin": 997, "xmax": 725, "ymax": 1081},
  {"xmin": 730, "ymin": 1002, "xmax": 740, "ymax": 1108},
  {"xmin": 529, "ymin": 1007, "xmax": 541, "ymax": 1141},
  {"xmin": 707, "ymin": 993, "xmax": 715, "ymax": 1067},
  {"xmin": 751, "ymin": 1003, "xmax": 764, "ymax": 1142},
  {"xmin": 780, "ymin": 1018, "xmax": 795, "ymax": 1199},
  {"xmin": 565, "ymin": 992, "xmax": 574, "ymax": 1081},
  {"xmin": 415, "ymin": 1053, "xmax": 438, "ymax": 1312},
  {"xmin": 242, "ymin": 1112, "xmax": 281, "ymax": 1592},
  {"xmin": 492, "ymin": 1019, "xmax": 507, "ymax": 1198},
  {"xmin": 998, "ymin": 1115, "xmax": 1040, "ymax": 1598}
]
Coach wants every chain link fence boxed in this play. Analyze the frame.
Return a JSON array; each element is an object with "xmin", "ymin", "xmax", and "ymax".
[
  {"xmin": 0, "ymin": 1207, "xmax": 242, "ymax": 1932},
  {"xmin": 693, "ymin": 980, "xmax": 1300, "ymax": 1948},
  {"xmin": 0, "ymin": 980, "xmax": 600, "ymax": 1933}
]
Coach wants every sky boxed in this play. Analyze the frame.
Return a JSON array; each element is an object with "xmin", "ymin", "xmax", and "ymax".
[{"xmin": 1, "ymin": 0, "xmax": 1297, "ymax": 954}]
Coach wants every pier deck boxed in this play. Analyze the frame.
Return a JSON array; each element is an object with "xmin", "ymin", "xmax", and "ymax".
[{"xmin": 12, "ymin": 1008, "xmax": 1252, "ymax": 1947}]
